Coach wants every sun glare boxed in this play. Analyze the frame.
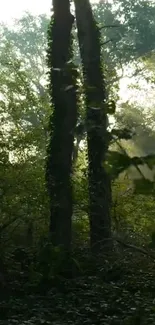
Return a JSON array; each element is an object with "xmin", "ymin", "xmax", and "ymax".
[
  {"xmin": 0, "ymin": 0, "xmax": 51, "ymax": 24},
  {"xmin": 0, "ymin": 0, "xmax": 152, "ymax": 105}
]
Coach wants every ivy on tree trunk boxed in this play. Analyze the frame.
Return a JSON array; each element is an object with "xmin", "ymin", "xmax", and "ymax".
[
  {"xmin": 74, "ymin": 0, "xmax": 112, "ymax": 253},
  {"xmin": 46, "ymin": 0, "xmax": 78, "ymax": 252}
]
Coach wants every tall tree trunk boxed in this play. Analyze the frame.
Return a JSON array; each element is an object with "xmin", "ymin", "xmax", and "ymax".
[
  {"xmin": 74, "ymin": 0, "xmax": 112, "ymax": 253},
  {"xmin": 46, "ymin": 0, "xmax": 78, "ymax": 252}
]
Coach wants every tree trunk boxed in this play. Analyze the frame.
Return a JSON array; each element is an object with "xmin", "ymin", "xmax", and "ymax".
[
  {"xmin": 46, "ymin": 0, "xmax": 78, "ymax": 252},
  {"xmin": 74, "ymin": 0, "xmax": 112, "ymax": 253}
]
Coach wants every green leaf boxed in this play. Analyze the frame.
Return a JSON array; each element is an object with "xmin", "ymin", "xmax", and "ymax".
[
  {"xmin": 104, "ymin": 151, "xmax": 132, "ymax": 179},
  {"xmin": 132, "ymin": 154, "xmax": 155, "ymax": 170},
  {"xmin": 143, "ymin": 154, "xmax": 155, "ymax": 170},
  {"xmin": 134, "ymin": 179, "xmax": 155, "ymax": 195},
  {"xmin": 110, "ymin": 128, "xmax": 133, "ymax": 141}
]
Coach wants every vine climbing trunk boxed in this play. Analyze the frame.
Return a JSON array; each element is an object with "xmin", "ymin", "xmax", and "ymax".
[
  {"xmin": 74, "ymin": 0, "xmax": 112, "ymax": 253},
  {"xmin": 46, "ymin": 0, "xmax": 78, "ymax": 252}
]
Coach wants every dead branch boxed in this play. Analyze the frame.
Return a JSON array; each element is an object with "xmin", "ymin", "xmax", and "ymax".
[
  {"xmin": 113, "ymin": 235, "xmax": 155, "ymax": 259},
  {"xmin": 99, "ymin": 25, "xmax": 121, "ymax": 30},
  {"xmin": 101, "ymin": 39, "xmax": 114, "ymax": 46}
]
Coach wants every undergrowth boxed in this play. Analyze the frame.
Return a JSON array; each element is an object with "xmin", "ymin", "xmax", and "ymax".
[{"xmin": 0, "ymin": 244, "xmax": 155, "ymax": 325}]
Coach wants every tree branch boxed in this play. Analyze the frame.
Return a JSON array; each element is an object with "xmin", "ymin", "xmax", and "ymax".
[
  {"xmin": 99, "ymin": 25, "xmax": 121, "ymax": 30},
  {"xmin": 113, "ymin": 235, "xmax": 155, "ymax": 259},
  {"xmin": 101, "ymin": 39, "xmax": 114, "ymax": 46}
]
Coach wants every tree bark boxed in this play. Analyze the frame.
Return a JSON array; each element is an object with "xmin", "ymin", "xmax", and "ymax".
[
  {"xmin": 74, "ymin": 0, "xmax": 112, "ymax": 253},
  {"xmin": 46, "ymin": 0, "xmax": 78, "ymax": 252}
]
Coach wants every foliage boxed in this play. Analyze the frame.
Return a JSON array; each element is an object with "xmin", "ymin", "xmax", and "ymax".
[
  {"xmin": 112, "ymin": 176, "xmax": 155, "ymax": 238},
  {"xmin": 93, "ymin": 0, "xmax": 155, "ymax": 65},
  {"xmin": 0, "ymin": 14, "xmax": 50, "ymax": 248},
  {"xmin": 115, "ymin": 102, "xmax": 155, "ymax": 155}
]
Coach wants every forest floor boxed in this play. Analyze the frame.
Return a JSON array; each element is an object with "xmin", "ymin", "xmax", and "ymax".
[{"xmin": 0, "ymin": 251, "xmax": 155, "ymax": 325}]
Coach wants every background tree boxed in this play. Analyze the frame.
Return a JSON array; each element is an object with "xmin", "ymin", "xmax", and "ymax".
[{"xmin": 0, "ymin": 16, "xmax": 50, "ymax": 247}]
